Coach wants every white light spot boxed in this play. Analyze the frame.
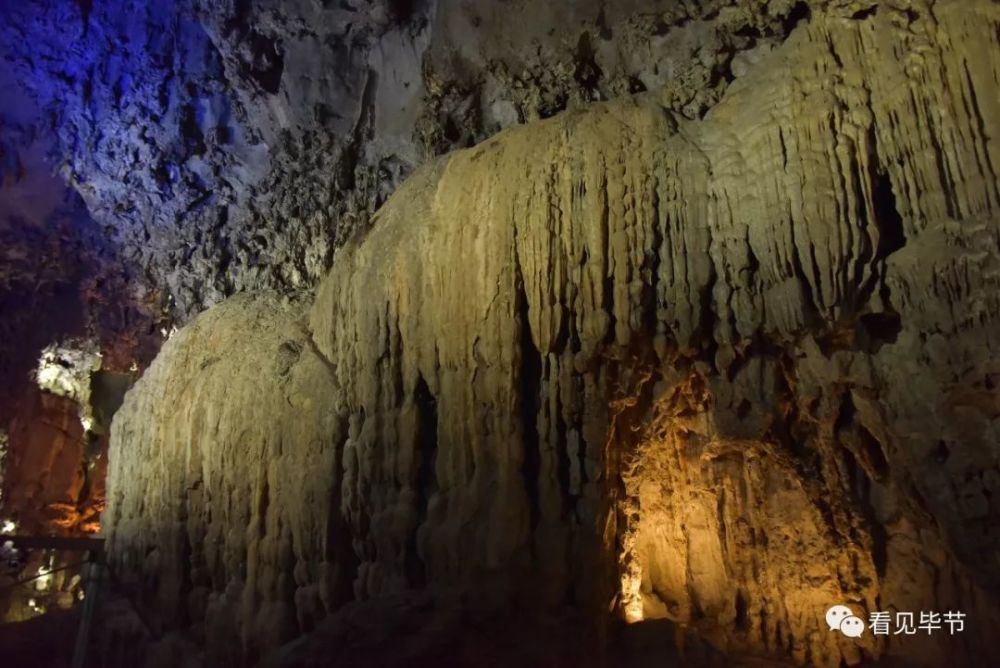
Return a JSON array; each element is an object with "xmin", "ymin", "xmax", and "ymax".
[{"xmin": 35, "ymin": 565, "xmax": 52, "ymax": 592}]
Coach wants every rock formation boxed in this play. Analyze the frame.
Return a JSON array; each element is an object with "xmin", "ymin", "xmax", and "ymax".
[
  {"xmin": 0, "ymin": 0, "xmax": 817, "ymax": 320},
  {"xmin": 1, "ymin": 2, "xmax": 816, "ymax": 550},
  {"xmin": 103, "ymin": 1, "xmax": 1000, "ymax": 666}
]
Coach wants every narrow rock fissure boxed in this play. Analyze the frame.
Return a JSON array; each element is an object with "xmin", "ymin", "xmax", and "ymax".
[
  {"xmin": 871, "ymin": 169, "xmax": 906, "ymax": 260},
  {"xmin": 518, "ymin": 297, "xmax": 543, "ymax": 547},
  {"xmin": 407, "ymin": 374, "xmax": 438, "ymax": 588}
]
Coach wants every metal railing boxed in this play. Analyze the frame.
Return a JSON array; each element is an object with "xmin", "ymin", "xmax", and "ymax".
[{"xmin": 1, "ymin": 535, "xmax": 157, "ymax": 667}]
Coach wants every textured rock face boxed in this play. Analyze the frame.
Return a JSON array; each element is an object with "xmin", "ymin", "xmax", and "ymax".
[
  {"xmin": 0, "ymin": 389, "xmax": 107, "ymax": 624},
  {"xmin": 105, "ymin": 2, "xmax": 1000, "ymax": 667},
  {"xmin": 0, "ymin": 0, "xmax": 820, "ymax": 551},
  {"xmin": 105, "ymin": 296, "xmax": 351, "ymax": 662},
  {"xmin": 0, "ymin": 68, "xmax": 162, "ymax": 554},
  {"xmin": 3, "ymin": 391, "xmax": 92, "ymax": 535},
  {"xmin": 0, "ymin": 0, "xmax": 814, "ymax": 320},
  {"xmin": 0, "ymin": 99, "xmax": 153, "ymax": 425}
]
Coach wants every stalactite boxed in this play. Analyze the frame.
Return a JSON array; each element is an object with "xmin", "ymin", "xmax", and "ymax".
[{"xmin": 105, "ymin": 4, "xmax": 1000, "ymax": 665}]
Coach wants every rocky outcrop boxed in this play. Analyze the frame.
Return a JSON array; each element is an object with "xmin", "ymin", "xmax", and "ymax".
[
  {"xmin": 0, "ymin": 68, "xmax": 162, "ymax": 557},
  {"xmin": 3, "ymin": 391, "xmax": 91, "ymax": 536},
  {"xmin": 0, "ymin": 0, "xmax": 816, "ymax": 320},
  {"xmin": 0, "ymin": 0, "xmax": 828, "ymax": 550},
  {"xmin": 105, "ymin": 1, "xmax": 1000, "ymax": 666},
  {"xmin": 103, "ymin": 295, "xmax": 350, "ymax": 663}
]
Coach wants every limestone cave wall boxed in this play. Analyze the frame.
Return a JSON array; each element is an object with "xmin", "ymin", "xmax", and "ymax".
[
  {"xmin": 0, "ymin": 0, "xmax": 828, "ymax": 564},
  {"xmin": 103, "ymin": 2, "xmax": 1000, "ymax": 666}
]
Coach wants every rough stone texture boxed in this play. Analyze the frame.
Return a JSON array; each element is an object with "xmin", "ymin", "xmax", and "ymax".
[
  {"xmin": 0, "ymin": 387, "xmax": 112, "ymax": 624},
  {"xmin": 0, "ymin": 0, "xmax": 815, "ymax": 321},
  {"xmin": 0, "ymin": 0, "xmax": 819, "ymax": 551},
  {"xmin": 105, "ymin": 2, "xmax": 1000, "ymax": 666},
  {"xmin": 104, "ymin": 295, "xmax": 350, "ymax": 664},
  {"xmin": 0, "ymin": 105, "xmax": 149, "ymax": 424},
  {"xmin": 0, "ymin": 67, "xmax": 162, "ymax": 559},
  {"xmin": 3, "ymin": 390, "xmax": 93, "ymax": 536}
]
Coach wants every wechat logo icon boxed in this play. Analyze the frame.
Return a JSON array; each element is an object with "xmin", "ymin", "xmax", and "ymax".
[{"xmin": 827, "ymin": 604, "xmax": 865, "ymax": 638}]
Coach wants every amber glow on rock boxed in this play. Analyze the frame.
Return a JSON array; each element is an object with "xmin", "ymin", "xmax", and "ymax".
[{"xmin": 621, "ymin": 568, "xmax": 645, "ymax": 624}]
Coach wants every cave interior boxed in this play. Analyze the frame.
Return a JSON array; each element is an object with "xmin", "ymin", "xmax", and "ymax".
[{"xmin": 1, "ymin": 1, "xmax": 999, "ymax": 667}]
